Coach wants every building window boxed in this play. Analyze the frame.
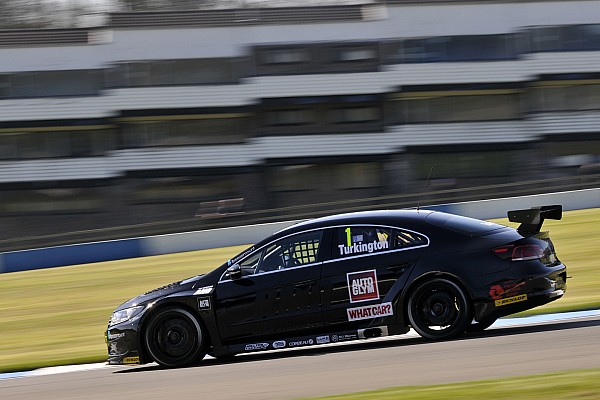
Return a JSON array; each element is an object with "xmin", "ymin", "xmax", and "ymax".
[
  {"xmin": 414, "ymin": 152, "xmax": 512, "ymax": 179},
  {"xmin": 265, "ymin": 109, "xmax": 314, "ymax": 126},
  {"xmin": 396, "ymin": 34, "xmax": 519, "ymax": 63},
  {"xmin": 331, "ymin": 106, "xmax": 380, "ymax": 123},
  {"xmin": 529, "ymin": 84, "xmax": 600, "ymax": 112},
  {"xmin": 0, "ymin": 70, "xmax": 103, "ymax": 98},
  {"xmin": 333, "ymin": 163, "xmax": 380, "ymax": 189},
  {"xmin": 401, "ymin": 93, "xmax": 521, "ymax": 123},
  {"xmin": 0, "ymin": 187, "xmax": 105, "ymax": 214},
  {"xmin": 261, "ymin": 49, "xmax": 309, "ymax": 64},
  {"xmin": 528, "ymin": 24, "xmax": 600, "ymax": 52},
  {"xmin": 120, "ymin": 117, "xmax": 248, "ymax": 148},
  {"xmin": 337, "ymin": 48, "xmax": 377, "ymax": 62},
  {"xmin": 108, "ymin": 58, "xmax": 238, "ymax": 88},
  {"xmin": 132, "ymin": 177, "xmax": 237, "ymax": 204},
  {"xmin": 270, "ymin": 163, "xmax": 381, "ymax": 192},
  {"xmin": 0, "ymin": 130, "xmax": 115, "ymax": 160}
]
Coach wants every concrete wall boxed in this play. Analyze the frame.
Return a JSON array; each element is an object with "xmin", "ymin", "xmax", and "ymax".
[{"xmin": 1, "ymin": 189, "xmax": 598, "ymax": 273}]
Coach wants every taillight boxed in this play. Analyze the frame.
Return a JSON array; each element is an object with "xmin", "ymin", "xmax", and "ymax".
[{"xmin": 493, "ymin": 244, "xmax": 545, "ymax": 261}]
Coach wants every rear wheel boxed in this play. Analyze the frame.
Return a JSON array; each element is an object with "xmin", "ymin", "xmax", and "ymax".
[
  {"xmin": 144, "ymin": 307, "xmax": 206, "ymax": 368},
  {"xmin": 407, "ymin": 278, "xmax": 471, "ymax": 340}
]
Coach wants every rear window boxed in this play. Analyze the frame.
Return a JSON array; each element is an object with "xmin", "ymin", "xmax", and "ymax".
[{"xmin": 426, "ymin": 212, "xmax": 507, "ymax": 235}]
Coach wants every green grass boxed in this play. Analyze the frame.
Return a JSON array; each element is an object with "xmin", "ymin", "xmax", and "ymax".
[
  {"xmin": 0, "ymin": 245, "xmax": 248, "ymax": 373},
  {"xmin": 0, "ymin": 208, "xmax": 599, "ymax": 373},
  {"xmin": 303, "ymin": 368, "xmax": 600, "ymax": 400}
]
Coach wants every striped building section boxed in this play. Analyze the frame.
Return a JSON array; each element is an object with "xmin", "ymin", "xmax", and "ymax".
[{"xmin": 0, "ymin": 1, "xmax": 599, "ymax": 243}]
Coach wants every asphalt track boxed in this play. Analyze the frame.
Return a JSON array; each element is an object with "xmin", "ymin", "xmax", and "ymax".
[{"xmin": 2, "ymin": 311, "xmax": 600, "ymax": 400}]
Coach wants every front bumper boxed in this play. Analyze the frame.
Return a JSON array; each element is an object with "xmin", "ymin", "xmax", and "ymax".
[{"xmin": 106, "ymin": 321, "xmax": 145, "ymax": 365}]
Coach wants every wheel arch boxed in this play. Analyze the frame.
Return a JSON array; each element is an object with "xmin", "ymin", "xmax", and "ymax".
[
  {"xmin": 400, "ymin": 271, "xmax": 473, "ymax": 325},
  {"xmin": 138, "ymin": 299, "xmax": 212, "ymax": 363}
]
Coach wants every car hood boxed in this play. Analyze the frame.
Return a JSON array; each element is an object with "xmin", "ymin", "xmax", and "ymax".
[{"xmin": 115, "ymin": 274, "xmax": 209, "ymax": 311}]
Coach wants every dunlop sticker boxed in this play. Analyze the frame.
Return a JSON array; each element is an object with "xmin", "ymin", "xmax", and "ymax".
[
  {"xmin": 495, "ymin": 294, "xmax": 527, "ymax": 307},
  {"xmin": 122, "ymin": 356, "xmax": 140, "ymax": 364}
]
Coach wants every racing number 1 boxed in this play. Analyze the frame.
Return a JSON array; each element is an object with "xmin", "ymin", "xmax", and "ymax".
[{"xmin": 345, "ymin": 227, "xmax": 351, "ymax": 246}]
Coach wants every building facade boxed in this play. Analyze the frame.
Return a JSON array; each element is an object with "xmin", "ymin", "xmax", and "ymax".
[{"xmin": 1, "ymin": 1, "xmax": 599, "ymax": 244}]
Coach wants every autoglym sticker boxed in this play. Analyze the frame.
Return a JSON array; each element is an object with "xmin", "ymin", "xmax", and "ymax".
[{"xmin": 347, "ymin": 269, "xmax": 380, "ymax": 303}]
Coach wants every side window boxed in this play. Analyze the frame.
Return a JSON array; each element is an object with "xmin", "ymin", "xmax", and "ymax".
[
  {"xmin": 334, "ymin": 226, "xmax": 392, "ymax": 258},
  {"xmin": 256, "ymin": 231, "xmax": 322, "ymax": 274},
  {"xmin": 395, "ymin": 229, "xmax": 428, "ymax": 249},
  {"xmin": 238, "ymin": 251, "xmax": 262, "ymax": 276}
]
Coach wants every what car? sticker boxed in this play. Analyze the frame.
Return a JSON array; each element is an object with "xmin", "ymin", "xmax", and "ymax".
[
  {"xmin": 347, "ymin": 269, "xmax": 380, "ymax": 303},
  {"xmin": 347, "ymin": 302, "xmax": 393, "ymax": 321}
]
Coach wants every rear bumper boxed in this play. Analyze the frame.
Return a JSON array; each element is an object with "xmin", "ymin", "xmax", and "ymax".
[{"xmin": 474, "ymin": 264, "xmax": 567, "ymax": 322}]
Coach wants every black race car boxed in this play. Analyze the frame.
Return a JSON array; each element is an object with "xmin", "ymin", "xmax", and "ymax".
[{"xmin": 106, "ymin": 205, "xmax": 567, "ymax": 367}]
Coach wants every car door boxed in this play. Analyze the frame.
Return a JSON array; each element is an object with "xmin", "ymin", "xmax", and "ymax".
[
  {"xmin": 320, "ymin": 225, "xmax": 429, "ymax": 330},
  {"xmin": 214, "ymin": 230, "xmax": 324, "ymax": 344}
]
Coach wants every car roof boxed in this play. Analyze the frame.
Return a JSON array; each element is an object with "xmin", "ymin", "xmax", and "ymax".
[{"xmin": 275, "ymin": 209, "xmax": 435, "ymax": 236}]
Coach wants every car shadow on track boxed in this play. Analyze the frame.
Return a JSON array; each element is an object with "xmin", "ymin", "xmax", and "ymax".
[{"xmin": 113, "ymin": 316, "xmax": 600, "ymax": 374}]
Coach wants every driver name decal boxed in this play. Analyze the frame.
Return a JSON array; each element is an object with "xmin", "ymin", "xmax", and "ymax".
[
  {"xmin": 347, "ymin": 302, "xmax": 393, "ymax": 321},
  {"xmin": 338, "ymin": 240, "xmax": 388, "ymax": 256},
  {"xmin": 347, "ymin": 269, "xmax": 380, "ymax": 303}
]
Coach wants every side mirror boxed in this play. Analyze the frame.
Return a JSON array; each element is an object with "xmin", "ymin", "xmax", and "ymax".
[{"xmin": 226, "ymin": 264, "xmax": 243, "ymax": 280}]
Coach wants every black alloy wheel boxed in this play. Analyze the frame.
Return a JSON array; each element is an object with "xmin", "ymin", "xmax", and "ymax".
[
  {"xmin": 407, "ymin": 278, "xmax": 472, "ymax": 340},
  {"xmin": 144, "ymin": 307, "xmax": 206, "ymax": 367}
]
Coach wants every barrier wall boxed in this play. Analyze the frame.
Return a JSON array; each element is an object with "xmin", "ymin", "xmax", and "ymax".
[
  {"xmin": 1, "ymin": 188, "xmax": 598, "ymax": 273},
  {"xmin": 0, "ymin": 221, "xmax": 297, "ymax": 273}
]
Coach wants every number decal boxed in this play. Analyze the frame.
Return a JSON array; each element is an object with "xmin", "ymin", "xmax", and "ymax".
[{"xmin": 345, "ymin": 227, "xmax": 352, "ymax": 247}]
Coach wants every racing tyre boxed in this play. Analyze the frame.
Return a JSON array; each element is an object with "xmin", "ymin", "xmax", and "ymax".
[
  {"xmin": 466, "ymin": 317, "xmax": 497, "ymax": 332},
  {"xmin": 144, "ymin": 307, "xmax": 206, "ymax": 368},
  {"xmin": 407, "ymin": 278, "xmax": 472, "ymax": 340}
]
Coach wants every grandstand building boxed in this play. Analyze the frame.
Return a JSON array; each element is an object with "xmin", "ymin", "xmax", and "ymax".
[{"xmin": 1, "ymin": 0, "xmax": 599, "ymax": 243}]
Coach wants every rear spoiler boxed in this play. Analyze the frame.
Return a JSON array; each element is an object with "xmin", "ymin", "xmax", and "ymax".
[{"xmin": 507, "ymin": 205, "xmax": 562, "ymax": 235}]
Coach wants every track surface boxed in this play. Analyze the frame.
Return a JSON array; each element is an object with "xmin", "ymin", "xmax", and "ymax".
[{"xmin": 2, "ymin": 313, "xmax": 600, "ymax": 400}]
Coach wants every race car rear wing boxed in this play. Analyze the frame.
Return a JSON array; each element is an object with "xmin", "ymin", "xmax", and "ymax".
[{"xmin": 507, "ymin": 205, "xmax": 562, "ymax": 235}]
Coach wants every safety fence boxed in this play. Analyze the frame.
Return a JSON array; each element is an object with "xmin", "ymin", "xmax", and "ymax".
[{"xmin": 1, "ymin": 188, "xmax": 598, "ymax": 273}]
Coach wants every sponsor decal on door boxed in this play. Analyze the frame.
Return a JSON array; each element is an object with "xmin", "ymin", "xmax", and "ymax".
[
  {"xmin": 347, "ymin": 269, "xmax": 380, "ymax": 303},
  {"xmin": 347, "ymin": 302, "xmax": 393, "ymax": 321}
]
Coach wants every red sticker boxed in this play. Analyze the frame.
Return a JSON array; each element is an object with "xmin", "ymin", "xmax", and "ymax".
[
  {"xmin": 347, "ymin": 270, "xmax": 380, "ymax": 303},
  {"xmin": 489, "ymin": 285, "xmax": 505, "ymax": 300}
]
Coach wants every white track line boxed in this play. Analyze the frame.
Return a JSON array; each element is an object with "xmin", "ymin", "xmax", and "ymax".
[{"xmin": 2, "ymin": 309, "xmax": 598, "ymax": 380}]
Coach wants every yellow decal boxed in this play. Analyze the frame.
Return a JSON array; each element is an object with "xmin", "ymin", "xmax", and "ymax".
[
  {"xmin": 122, "ymin": 356, "xmax": 140, "ymax": 364},
  {"xmin": 495, "ymin": 294, "xmax": 528, "ymax": 307}
]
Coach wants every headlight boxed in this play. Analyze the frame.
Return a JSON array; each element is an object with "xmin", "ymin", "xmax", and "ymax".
[{"xmin": 109, "ymin": 305, "xmax": 144, "ymax": 327}]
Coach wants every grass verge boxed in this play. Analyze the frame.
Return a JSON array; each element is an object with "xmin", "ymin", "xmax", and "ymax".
[
  {"xmin": 302, "ymin": 368, "xmax": 600, "ymax": 399},
  {"xmin": 1, "ymin": 208, "xmax": 599, "ymax": 373}
]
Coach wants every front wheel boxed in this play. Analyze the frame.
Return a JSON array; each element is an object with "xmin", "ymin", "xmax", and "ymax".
[
  {"xmin": 144, "ymin": 307, "xmax": 206, "ymax": 368},
  {"xmin": 407, "ymin": 278, "xmax": 472, "ymax": 340}
]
